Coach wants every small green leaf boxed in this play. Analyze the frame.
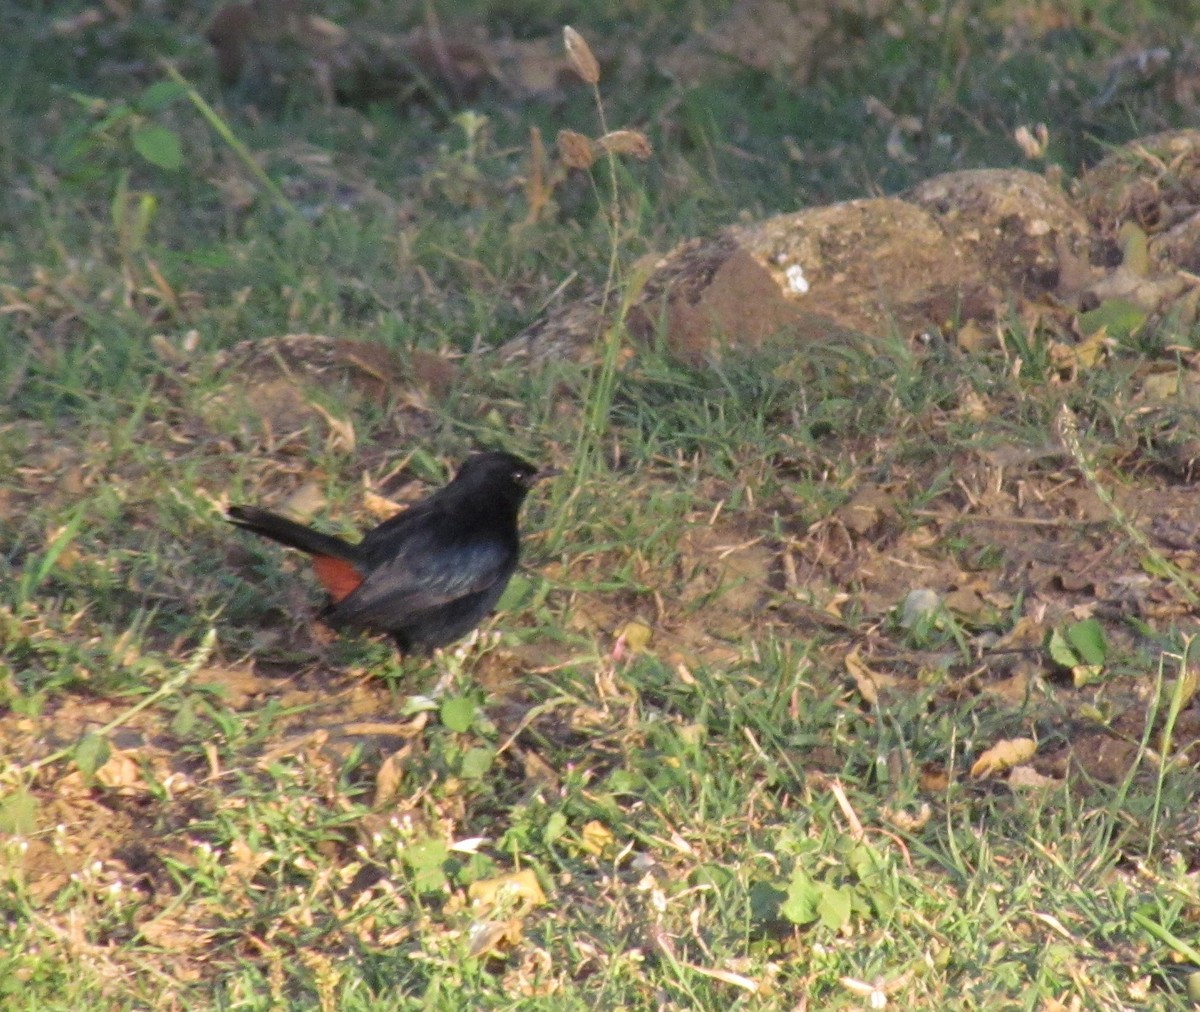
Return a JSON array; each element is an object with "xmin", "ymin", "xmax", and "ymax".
[
  {"xmin": 460, "ymin": 746, "xmax": 494, "ymax": 780},
  {"xmin": 498, "ymin": 572, "xmax": 533, "ymax": 610},
  {"xmin": 138, "ymin": 80, "xmax": 187, "ymax": 111},
  {"xmin": 1046, "ymin": 629, "xmax": 1079, "ymax": 668},
  {"xmin": 402, "ymin": 838, "xmax": 449, "ymax": 893},
  {"xmin": 1077, "ymin": 298, "xmax": 1146, "ymax": 340},
  {"xmin": 0, "ymin": 789, "xmax": 37, "ymax": 835},
  {"xmin": 543, "ymin": 811, "xmax": 568, "ymax": 845},
  {"xmin": 1066, "ymin": 618, "xmax": 1107, "ymax": 666},
  {"xmin": 170, "ymin": 696, "xmax": 198, "ymax": 738},
  {"xmin": 131, "ymin": 124, "xmax": 183, "ymax": 170},
  {"xmin": 74, "ymin": 732, "xmax": 111, "ymax": 779},
  {"xmin": 748, "ymin": 880, "xmax": 787, "ymax": 924},
  {"xmin": 781, "ymin": 868, "xmax": 821, "ymax": 926},
  {"xmin": 817, "ymin": 883, "xmax": 854, "ymax": 931},
  {"xmin": 440, "ymin": 696, "xmax": 476, "ymax": 733},
  {"xmin": 691, "ymin": 863, "xmax": 734, "ymax": 890},
  {"xmin": 1187, "ymin": 970, "xmax": 1200, "ymax": 1004}
]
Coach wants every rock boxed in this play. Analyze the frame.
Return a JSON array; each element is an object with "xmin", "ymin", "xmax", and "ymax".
[
  {"xmin": 502, "ymin": 134, "xmax": 1200, "ymax": 367},
  {"xmin": 1073, "ymin": 129, "xmax": 1200, "ymax": 239},
  {"xmin": 729, "ymin": 197, "xmax": 992, "ymax": 340},
  {"xmin": 903, "ymin": 168, "xmax": 1090, "ymax": 294}
]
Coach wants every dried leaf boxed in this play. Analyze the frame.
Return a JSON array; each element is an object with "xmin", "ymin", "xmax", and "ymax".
[
  {"xmin": 373, "ymin": 746, "xmax": 410, "ymax": 806},
  {"xmin": 467, "ymin": 918, "xmax": 524, "ymax": 959},
  {"xmin": 685, "ymin": 963, "xmax": 761, "ymax": 992},
  {"xmin": 970, "ymin": 737, "xmax": 1037, "ymax": 779},
  {"xmin": 955, "ymin": 319, "xmax": 996, "ymax": 353},
  {"xmin": 612, "ymin": 619, "xmax": 652, "ymax": 660},
  {"xmin": 85, "ymin": 749, "xmax": 147, "ymax": 794},
  {"xmin": 844, "ymin": 645, "xmax": 898, "ymax": 707},
  {"xmin": 882, "ymin": 803, "xmax": 932, "ymax": 831},
  {"xmin": 309, "ymin": 402, "xmax": 356, "ymax": 452},
  {"xmin": 579, "ymin": 819, "xmax": 615, "ymax": 856},
  {"xmin": 943, "ymin": 585, "xmax": 989, "ymax": 620},
  {"xmin": 279, "ymin": 481, "xmax": 326, "ymax": 520},
  {"xmin": 468, "ymin": 868, "xmax": 547, "ymax": 912},
  {"xmin": 1007, "ymin": 765, "xmax": 1059, "ymax": 790},
  {"xmin": 563, "ymin": 26, "xmax": 600, "ymax": 85},
  {"xmin": 524, "ymin": 125, "xmax": 556, "ymax": 223},
  {"xmin": 919, "ymin": 764, "xmax": 950, "ymax": 792},
  {"xmin": 361, "ymin": 489, "xmax": 403, "ymax": 522},
  {"xmin": 1139, "ymin": 371, "xmax": 1179, "ymax": 400},
  {"xmin": 597, "ymin": 129, "xmax": 652, "ymax": 160},
  {"xmin": 557, "ymin": 129, "xmax": 598, "ymax": 170},
  {"xmin": 1013, "ymin": 123, "xmax": 1049, "ymax": 159}
]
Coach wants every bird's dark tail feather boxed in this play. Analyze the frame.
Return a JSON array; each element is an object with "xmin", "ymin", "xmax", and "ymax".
[{"xmin": 226, "ymin": 506, "xmax": 359, "ymax": 561}]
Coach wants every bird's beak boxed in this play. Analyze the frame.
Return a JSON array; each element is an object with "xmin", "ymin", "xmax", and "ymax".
[{"xmin": 531, "ymin": 466, "xmax": 562, "ymax": 485}]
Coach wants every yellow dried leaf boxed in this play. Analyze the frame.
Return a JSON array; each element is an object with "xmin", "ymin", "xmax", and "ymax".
[
  {"xmin": 686, "ymin": 964, "xmax": 760, "ymax": 992},
  {"xmin": 844, "ymin": 645, "xmax": 897, "ymax": 707},
  {"xmin": 882, "ymin": 803, "xmax": 932, "ymax": 832},
  {"xmin": 944, "ymin": 585, "xmax": 988, "ymax": 620},
  {"xmin": 1007, "ymin": 766, "xmax": 1059, "ymax": 790},
  {"xmin": 95, "ymin": 750, "xmax": 146, "ymax": 793},
  {"xmin": 1168, "ymin": 668, "xmax": 1199, "ymax": 711},
  {"xmin": 1140, "ymin": 371, "xmax": 1180, "ymax": 401},
  {"xmin": 562, "ymin": 26, "xmax": 600, "ymax": 84},
  {"xmin": 279, "ymin": 481, "xmax": 326, "ymax": 520},
  {"xmin": 467, "ymin": 917, "xmax": 524, "ymax": 959},
  {"xmin": 919, "ymin": 764, "xmax": 950, "ymax": 792},
  {"xmin": 1072, "ymin": 326, "xmax": 1111, "ymax": 368},
  {"xmin": 955, "ymin": 319, "xmax": 995, "ymax": 353},
  {"xmin": 557, "ymin": 129, "xmax": 597, "ymax": 170},
  {"xmin": 1118, "ymin": 221, "xmax": 1150, "ymax": 277},
  {"xmin": 612, "ymin": 619, "xmax": 652, "ymax": 660},
  {"xmin": 468, "ymin": 868, "xmax": 547, "ymax": 912},
  {"xmin": 597, "ymin": 129, "xmax": 652, "ymax": 160},
  {"xmin": 361, "ymin": 489, "xmax": 403, "ymax": 521},
  {"xmin": 373, "ymin": 747, "xmax": 410, "ymax": 807},
  {"xmin": 579, "ymin": 819, "xmax": 615, "ymax": 856},
  {"xmin": 970, "ymin": 737, "xmax": 1036, "ymax": 779},
  {"xmin": 309, "ymin": 402, "xmax": 355, "ymax": 452}
]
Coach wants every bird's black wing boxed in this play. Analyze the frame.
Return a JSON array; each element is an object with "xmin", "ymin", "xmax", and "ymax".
[{"xmin": 328, "ymin": 512, "xmax": 517, "ymax": 630}]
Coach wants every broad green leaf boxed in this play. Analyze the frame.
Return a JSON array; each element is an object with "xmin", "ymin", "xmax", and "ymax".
[
  {"xmin": 781, "ymin": 868, "xmax": 821, "ymax": 926},
  {"xmin": 748, "ymin": 881, "xmax": 787, "ymax": 924},
  {"xmin": 170, "ymin": 696, "xmax": 198, "ymax": 738},
  {"xmin": 139, "ymin": 80, "xmax": 187, "ymax": 111},
  {"xmin": 132, "ymin": 124, "xmax": 183, "ymax": 170},
  {"xmin": 74, "ymin": 731, "xmax": 111, "ymax": 778},
  {"xmin": 440, "ymin": 695, "xmax": 476, "ymax": 733},
  {"xmin": 1066, "ymin": 618, "xmax": 1107, "ymax": 666},
  {"xmin": 402, "ymin": 839, "xmax": 449, "ymax": 893},
  {"xmin": 817, "ymin": 883, "xmax": 854, "ymax": 931},
  {"xmin": 1077, "ymin": 298, "xmax": 1145, "ymax": 340},
  {"xmin": 1046, "ymin": 628, "xmax": 1079, "ymax": 668},
  {"xmin": 543, "ymin": 811, "xmax": 568, "ymax": 845},
  {"xmin": 0, "ymin": 788, "xmax": 37, "ymax": 835},
  {"xmin": 460, "ymin": 746, "xmax": 494, "ymax": 780}
]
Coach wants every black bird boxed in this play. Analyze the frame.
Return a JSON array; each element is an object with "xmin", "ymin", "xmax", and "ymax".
[{"xmin": 227, "ymin": 451, "xmax": 555, "ymax": 654}]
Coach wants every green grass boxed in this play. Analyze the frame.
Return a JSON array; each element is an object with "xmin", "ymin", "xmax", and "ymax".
[{"xmin": 2, "ymin": 0, "xmax": 1200, "ymax": 1007}]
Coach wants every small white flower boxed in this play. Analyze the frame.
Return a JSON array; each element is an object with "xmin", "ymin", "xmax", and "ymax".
[{"xmin": 785, "ymin": 263, "xmax": 810, "ymax": 294}]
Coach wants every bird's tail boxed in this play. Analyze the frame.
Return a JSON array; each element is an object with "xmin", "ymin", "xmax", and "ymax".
[
  {"xmin": 227, "ymin": 505, "xmax": 367, "ymax": 602},
  {"xmin": 226, "ymin": 506, "xmax": 359, "ymax": 561}
]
